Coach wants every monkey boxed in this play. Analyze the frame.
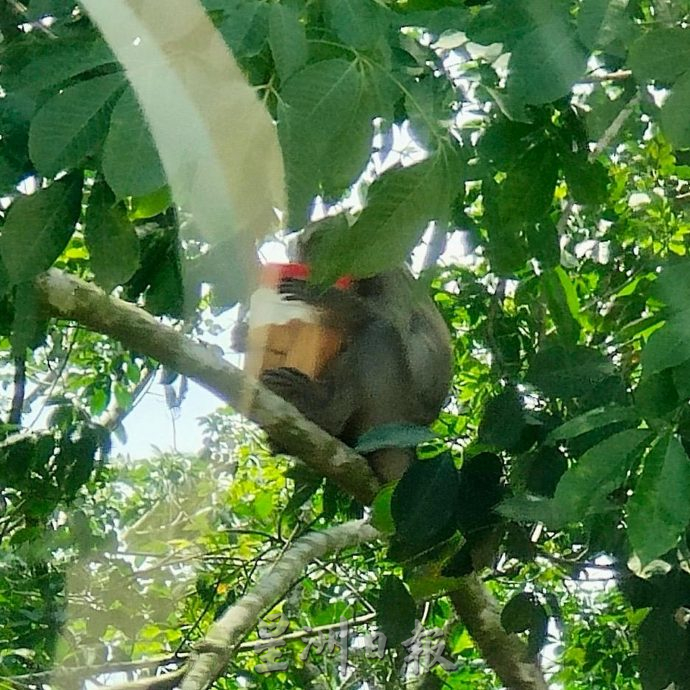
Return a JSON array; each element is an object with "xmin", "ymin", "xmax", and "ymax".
[{"xmin": 234, "ymin": 231, "xmax": 453, "ymax": 483}]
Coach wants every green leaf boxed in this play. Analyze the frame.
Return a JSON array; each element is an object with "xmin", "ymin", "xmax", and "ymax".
[
  {"xmin": 478, "ymin": 389, "xmax": 527, "ymax": 452},
  {"xmin": 268, "ymin": 4, "xmax": 308, "ymax": 82},
  {"xmin": 129, "ymin": 187, "xmax": 172, "ymax": 220},
  {"xmin": 628, "ymin": 27, "xmax": 690, "ymax": 84},
  {"xmin": 627, "ymin": 435, "xmax": 690, "ymax": 564},
  {"xmin": 0, "ymin": 173, "xmax": 83, "ymax": 285},
  {"xmin": 220, "ymin": 0, "xmax": 269, "ymax": 58},
  {"xmin": 635, "ymin": 370, "xmax": 680, "ymax": 421},
  {"xmin": 653, "ymin": 260, "xmax": 690, "ymax": 313},
  {"xmin": 102, "ymin": 88, "xmax": 166, "ymax": 199},
  {"xmin": 498, "ymin": 141, "xmax": 558, "ymax": 224},
  {"xmin": 577, "ymin": 0, "xmax": 631, "ymax": 50},
  {"xmin": 11, "ymin": 282, "xmax": 48, "ymax": 353},
  {"xmin": 376, "ymin": 576, "xmax": 417, "ymax": 648},
  {"xmin": 508, "ymin": 19, "xmax": 588, "ymax": 105},
  {"xmin": 371, "ymin": 484, "xmax": 395, "ymax": 534},
  {"xmin": 391, "ymin": 453, "xmax": 458, "ymax": 550},
  {"xmin": 355, "ymin": 424, "xmax": 437, "ymax": 454},
  {"xmin": 641, "ymin": 309, "xmax": 690, "ymax": 377},
  {"xmin": 552, "ymin": 428, "xmax": 651, "ymax": 523},
  {"xmin": 29, "ymin": 73, "xmax": 126, "ymax": 177},
  {"xmin": 323, "ymin": 0, "xmax": 388, "ymax": 49},
  {"xmin": 548, "ymin": 405, "xmax": 639, "ymax": 442},
  {"xmin": 660, "ymin": 71, "xmax": 690, "ymax": 149},
  {"xmin": 278, "ymin": 59, "xmax": 361, "ymax": 224},
  {"xmin": 85, "ymin": 180, "xmax": 140, "ymax": 292},
  {"xmin": 541, "ymin": 267, "xmax": 582, "ymax": 347},
  {"xmin": 527, "ymin": 345, "xmax": 616, "ymax": 399},
  {"xmin": 526, "ymin": 220, "xmax": 560, "ymax": 269},
  {"xmin": 310, "ymin": 152, "xmax": 460, "ymax": 279},
  {"xmin": 497, "ymin": 494, "xmax": 559, "ymax": 525},
  {"xmin": 501, "ymin": 592, "xmax": 537, "ymax": 633},
  {"xmin": 562, "ymin": 152, "xmax": 609, "ymax": 206},
  {"xmin": 7, "ymin": 38, "xmax": 116, "ymax": 96}
]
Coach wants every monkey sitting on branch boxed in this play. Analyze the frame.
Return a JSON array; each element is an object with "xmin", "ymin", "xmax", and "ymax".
[{"xmin": 236, "ymin": 227, "xmax": 453, "ymax": 484}]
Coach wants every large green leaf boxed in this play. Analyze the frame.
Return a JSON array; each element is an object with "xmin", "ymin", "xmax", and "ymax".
[
  {"xmin": 0, "ymin": 173, "xmax": 83, "ymax": 285},
  {"xmin": 527, "ymin": 345, "xmax": 616, "ymax": 399},
  {"xmin": 323, "ymin": 0, "xmax": 388, "ymax": 49},
  {"xmin": 498, "ymin": 141, "xmax": 558, "ymax": 225},
  {"xmin": 508, "ymin": 19, "xmax": 588, "ymax": 105},
  {"xmin": 628, "ymin": 27, "xmax": 690, "ymax": 84},
  {"xmin": 268, "ymin": 4, "xmax": 308, "ymax": 82},
  {"xmin": 29, "ymin": 73, "xmax": 126, "ymax": 177},
  {"xmin": 577, "ymin": 0, "xmax": 631, "ymax": 50},
  {"xmin": 5, "ymin": 38, "xmax": 116, "ymax": 96},
  {"xmin": 660, "ymin": 72, "xmax": 690, "ymax": 149},
  {"xmin": 84, "ymin": 180, "xmax": 140, "ymax": 292},
  {"xmin": 309, "ymin": 152, "xmax": 460, "ymax": 279},
  {"xmin": 102, "ymin": 88, "xmax": 166, "ymax": 199},
  {"xmin": 278, "ymin": 59, "xmax": 361, "ymax": 224},
  {"xmin": 391, "ymin": 453, "xmax": 458, "ymax": 551},
  {"xmin": 551, "ymin": 428, "xmax": 651, "ymax": 523},
  {"xmin": 640, "ymin": 309, "xmax": 690, "ymax": 377},
  {"xmin": 376, "ymin": 576, "xmax": 417, "ymax": 648},
  {"xmin": 627, "ymin": 435, "xmax": 690, "ymax": 564}
]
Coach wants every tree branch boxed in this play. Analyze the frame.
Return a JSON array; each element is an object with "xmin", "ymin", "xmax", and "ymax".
[
  {"xmin": 450, "ymin": 578, "xmax": 549, "ymax": 690},
  {"xmin": 35, "ymin": 269, "xmax": 380, "ymax": 504}
]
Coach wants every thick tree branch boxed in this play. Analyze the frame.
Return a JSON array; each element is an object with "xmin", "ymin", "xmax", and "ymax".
[
  {"xmin": 35, "ymin": 269, "xmax": 380, "ymax": 504},
  {"xmin": 34, "ymin": 268, "xmax": 548, "ymax": 690},
  {"xmin": 450, "ymin": 579, "xmax": 549, "ymax": 690}
]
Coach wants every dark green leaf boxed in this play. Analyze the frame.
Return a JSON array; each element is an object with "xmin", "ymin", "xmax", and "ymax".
[
  {"xmin": 376, "ymin": 576, "xmax": 417, "ymax": 648},
  {"xmin": 501, "ymin": 592, "xmax": 536, "ymax": 633},
  {"xmin": 562, "ymin": 152, "xmax": 609, "ymax": 206},
  {"xmin": 391, "ymin": 453, "xmax": 458, "ymax": 550},
  {"xmin": 7, "ymin": 38, "xmax": 116, "ymax": 96},
  {"xmin": 527, "ymin": 345, "xmax": 616, "ymax": 399},
  {"xmin": 577, "ymin": 0, "xmax": 631, "ymax": 50},
  {"xmin": 526, "ymin": 220, "xmax": 560, "ymax": 269},
  {"xmin": 660, "ymin": 72, "xmax": 690, "ymax": 149},
  {"xmin": 635, "ymin": 369, "xmax": 680, "ymax": 421},
  {"xmin": 628, "ymin": 27, "xmax": 690, "ymax": 84},
  {"xmin": 641, "ymin": 309, "xmax": 690, "ymax": 377},
  {"xmin": 85, "ymin": 180, "xmax": 140, "ymax": 292},
  {"xmin": 627, "ymin": 435, "xmax": 690, "ymax": 564},
  {"xmin": 499, "ymin": 141, "xmax": 558, "ymax": 225},
  {"xmin": 102, "ymin": 88, "xmax": 166, "ymax": 199},
  {"xmin": 508, "ymin": 20, "xmax": 588, "ymax": 105},
  {"xmin": 11, "ymin": 282, "xmax": 47, "ymax": 353},
  {"xmin": 310, "ymin": 152, "xmax": 460, "ymax": 279},
  {"xmin": 268, "ymin": 4, "xmax": 308, "ymax": 82},
  {"xmin": 29, "ymin": 73, "xmax": 126, "ymax": 177},
  {"xmin": 478, "ymin": 389, "xmax": 526, "ymax": 452},
  {"xmin": 278, "ymin": 59, "xmax": 361, "ymax": 224},
  {"xmin": 220, "ymin": 1, "xmax": 269, "ymax": 57},
  {"xmin": 0, "ymin": 173, "xmax": 82, "ymax": 285},
  {"xmin": 653, "ymin": 260, "xmax": 690, "ymax": 313},
  {"xmin": 323, "ymin": 0, "xmax": 388, "ymax": 50}
]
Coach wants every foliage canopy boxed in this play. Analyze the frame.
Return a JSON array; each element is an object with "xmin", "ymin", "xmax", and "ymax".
[{"xmin": 4, "ymin": 1, "xmax": 690, "ymax": 689}]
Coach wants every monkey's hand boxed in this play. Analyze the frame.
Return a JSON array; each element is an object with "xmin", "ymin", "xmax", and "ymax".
[{"xmin": 261, "ymin": 367, "xmax": 331, "ymax": 429}]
